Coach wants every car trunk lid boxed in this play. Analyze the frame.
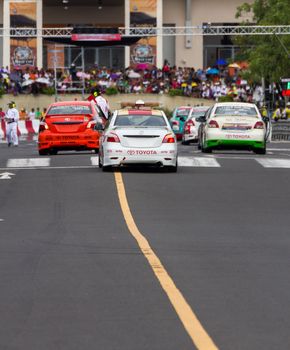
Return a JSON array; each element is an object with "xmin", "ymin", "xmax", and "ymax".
[
  {"xmin": 215, "ymin": 116, "xmax": 257, "ymax": 130},
  {"xmin": 46, "ymin": 114, "xmax": 92, "ymax": 133},
  {"xmin": 114, "ymin": 127, "xmax": 169, "ymax": 148}
]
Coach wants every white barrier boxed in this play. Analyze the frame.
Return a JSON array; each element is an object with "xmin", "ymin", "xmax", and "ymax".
[{"xmin": 1, "ymin": 120, "xmax": 40, "ymax": 137}]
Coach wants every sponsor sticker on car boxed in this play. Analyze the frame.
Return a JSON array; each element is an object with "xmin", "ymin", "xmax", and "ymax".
[
  {"xmin": 127, "ymin": 150, "xmax": 158, "ymax": 155},
  {"xmin": 225, "ymin": 134, "xmax": 251, "ymax": 139}
]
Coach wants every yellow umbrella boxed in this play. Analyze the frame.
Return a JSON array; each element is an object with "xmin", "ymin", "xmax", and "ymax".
[{"xmin": 228, "ymin": 63, "xmax": 240, "ymax": 69}]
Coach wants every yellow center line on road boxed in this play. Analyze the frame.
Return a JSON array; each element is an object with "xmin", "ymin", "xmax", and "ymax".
[{"xmin": 114, "ymin": 172, "xmax": 219, "ymax": 350}]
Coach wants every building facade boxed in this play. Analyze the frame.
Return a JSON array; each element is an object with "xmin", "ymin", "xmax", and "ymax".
[{"xmin": 0, "ymin": 0, "xmax": 252, "ymax": 71}]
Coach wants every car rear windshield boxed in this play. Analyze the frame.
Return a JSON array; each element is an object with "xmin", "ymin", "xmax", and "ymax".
[
  {"xmin": 215, "ymin": 106, "xmax": 257, "ymax": 116},
  {"xmin": 191, "ymin": 110, "xmax": 208, "ymax": 117},
  {"xmin": 115, "ymin": 114, "xmax": 167, "ymax": 127},
  {"xmin": 47, "ymin": 105, "xmax": 92, "ymax": 115},
  {"xmin": 176, "ymin": 108, "xmax": 191, "ymax": 117}
]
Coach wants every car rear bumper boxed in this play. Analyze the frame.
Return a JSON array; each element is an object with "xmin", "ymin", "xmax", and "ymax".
[
  {"xmin": 103, "ymin": 144, "xmax": 177, "ymax": 167},
  {"xmin": 205, "ymin": 129, "xmax": 265, "ymax": 149},
  {"xmin": 183, "ymin": 132, "xmax": 198, "ymax": 142},
  {"xmin": 205, "ymin": 139, "xmax": 266, "ymax": 149},
  {"xmin": 38, "ymin": 132, "xmax": 99, "ymax": 151}
]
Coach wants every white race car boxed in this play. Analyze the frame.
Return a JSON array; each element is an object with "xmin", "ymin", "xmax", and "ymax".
[
  {"xmin": 200, "ymin": 102, "xmax": 268, "ymax": 154},
  {"xmin": 98, "ymin": 106, "xmax": 178, "ymax": 172},
  {"xmin": 182, "ymin": 106, "xmax": 210, "ymax": 145}
]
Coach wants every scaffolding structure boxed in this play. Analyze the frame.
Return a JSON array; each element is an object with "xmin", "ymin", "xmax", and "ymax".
[{"xmin": 2, "ymin": 25, "xmax": 290, "ymax": 37}]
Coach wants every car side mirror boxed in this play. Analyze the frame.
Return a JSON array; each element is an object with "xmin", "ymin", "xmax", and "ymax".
[
  {"xmin": 95, "ymin": 122, "xmax": 104, "ymax": 131},
  {"xmin": 263, "ymin": 116, "xmax": 269, "ymax": 123},
  {"xmin": 196, "ymin": 116, "xmax": 206, "ymax": 123}
]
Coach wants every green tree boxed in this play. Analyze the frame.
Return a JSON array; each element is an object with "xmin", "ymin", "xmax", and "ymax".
[{"xmin": 235, "ymin": 0, "xmax": 290, "ymax": 82}]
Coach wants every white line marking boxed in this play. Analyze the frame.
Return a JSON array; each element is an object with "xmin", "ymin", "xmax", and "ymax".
[
  {"xmin": 6, "ymin": 158, "xmax": 50, "ymax": 168},
  {"xmin": 179, "ymin": 157, "xmax": 221, "ymax": 167},
  {"xmin": 0, "ymin": 172, "xmax": 15, "ymax": 180},
  {"xmin": 0, "ymin": 166, "xmax": 97, "ymax": 171},
  {"xmin": 256, "ymin": 158, "xmax": 290, "ymax": 168},
  {"xmin": 267, "ymin": 148, "xmax": 290, "ymax": 152},
  {"xmin": 0, "ymin": 218, "xmax": 4, "ymax": 222},
  {"xmin": 90, "ymin": 156, "xmax": 99, "ymax": 166}
]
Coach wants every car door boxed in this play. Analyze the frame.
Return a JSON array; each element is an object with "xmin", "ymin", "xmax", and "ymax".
[{"xmin": 199, "ymin": 107, "xmax": 212, "ymax": 148}]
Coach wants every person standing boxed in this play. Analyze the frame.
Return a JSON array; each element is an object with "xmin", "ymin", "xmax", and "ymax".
[{"xmin": 5, "ymin": 101, "xmax": 19, "ymax": 147}]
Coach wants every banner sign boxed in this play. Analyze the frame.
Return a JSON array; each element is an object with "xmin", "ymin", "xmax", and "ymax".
[
  {"xmin": 46, "ymin": 45, "xmax": 65, "ymax": 70},
  {"xmin": 71, "ymin": 34, "xmax": 122, "ymax": 41},
  {"xmin": 130, "ymin": 0, "xmax": 157, "ymax": 67},
  {"xmin": 10, "ymin": 2, "xmax": 37, "ymax": 69}
]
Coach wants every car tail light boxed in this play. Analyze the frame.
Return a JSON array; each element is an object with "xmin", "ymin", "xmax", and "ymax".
[
  {"xmin": 87, "ymin": 120, "xmax": 96, "ymax": 129},
  {"xmin": 162, "ymin": 133, "xmax": 175, "ymax": 143},
  {"xmin": 208, "ymin": 120, "xmax": 219, "ymax": 128},
  {"xmin": 39, "ymin": 122, "xmax": 49, "ymax": 132},
  {"xmin": 254, "ymin": 121, "xmax": 264, "ymax": 129},
  {"xmin": 106, "ymin": 133, "xmax": 120, "ymax": 143},
  {"xmin": 184, "ymin": 119, "xmax": 195, "ymax": 134}
]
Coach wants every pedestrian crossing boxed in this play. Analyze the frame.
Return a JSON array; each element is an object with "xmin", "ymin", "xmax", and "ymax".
[
  {"xmin": 6, "ymin": 158, "xmax": 50, "ymax": 168},
  {"xmin": 2, "ymin": 156, "xmax": 290, "ymax": 169}
]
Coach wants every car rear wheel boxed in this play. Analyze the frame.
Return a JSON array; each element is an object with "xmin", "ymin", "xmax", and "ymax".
[
  {"xmin": 202, "ymin": 147, "xmax": 212, "ymax": 153},
  {"xmin": 94, "ymin": 148, "xmax": 99, "ymax": 154},
  {"xmin": 254, "ymin": 147, "xmax": 266, "ymax": 155},
  {"xmin": 181, "ymin": 137, "xmax": 190, "ymax": 145},
  {"xmin": 49, "ymin": 149, "xmax": 58, "ymax": 155},
  {"xmin": 167, "ymin": 159, "xmax": 178, "ymax": 173},
  {"xmin": 102, "ymin": 165, "xmax": 112, "ymax": 172},
  {"xmin": 201, "ymin": 136, "xmax": 212, "ymax": 153},
  {"xmin": 98, "ymin": 154, "xmax": 103, "ymax": 168},
  {"xmin": 39, "ymin": 150, "xmax": 48, "ymax": 156}
]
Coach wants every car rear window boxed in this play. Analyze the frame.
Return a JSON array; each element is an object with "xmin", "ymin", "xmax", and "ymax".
[
  {"xmin": 115, "ymin": 114, "xmax": 167, "ymax": 127},
  {"xmin": 176, "ymin": 108, "xmax": 191, "ymax": 117},
  {"xmin": 191, "ymin": 109, "xmax": 208, "ymax": 117},
  {"xmin": 47, "ymin": 105, "xmax": 92, "ymax": 115},
  {"xmin": 215, "ymin": 106, "xmax": 257, "ymax": 116}
]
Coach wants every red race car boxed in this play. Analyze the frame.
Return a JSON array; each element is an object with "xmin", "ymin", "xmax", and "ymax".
[{"xmin": 38, "ymin": 100, "xmax": 104, "ymax": 155}]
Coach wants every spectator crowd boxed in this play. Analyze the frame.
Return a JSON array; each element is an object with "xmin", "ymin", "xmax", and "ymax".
[{"xmin": 0, "ymin": 62, "xmax": 285, "ymax": 107}]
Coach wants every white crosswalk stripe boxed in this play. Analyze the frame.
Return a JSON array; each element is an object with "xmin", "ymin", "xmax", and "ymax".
[
  {"xmin": 90, "ymin": 156, "xmax": 99, "ymax": 166},
  {"xmin": 256, "ymin": 158, "xmax": 290, "ymax": 168},
  {"xmin": 178, "ymin": 157, "xmax": 221, "ymax": 167},
  {"xmin": 90, "ymin": 156, "xmax": 221, "ymax": 167},
  {"xmin": 6, "ymin": 158, "xmax": 50, "ymax": 167},
  {"xmin": 3, "ymin": 157, "xmax": 290, "ymax": 169}
]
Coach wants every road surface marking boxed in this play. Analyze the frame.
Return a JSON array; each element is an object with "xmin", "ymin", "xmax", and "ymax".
[
  {"xmin": 7, "ymin": 158, "xmax": 50, "ymax": 168},
  {"xmin": 179, "ymin": 157, "xmax": 220, "ymax": 167},
  {"xmin": 0, "ymin": 172, "xmax": 15, "ymax": 180},
  {"xmin": 267, "ymin": 148, "xmax": 290, "ymax": 152},
  {"xmin": 114, "ymin": 172, "xmax": 218, "ymax": 350},
  {"xmin": 90, "ymin": 156, "xmax": 99, "ymax": 166},
  {"xmin": 256, "ymin": 158, "xmax": 290, "ymax": 168},
  {"xmin": 91, "ymin": 156, "xmax": 220, "ymax": 167}
]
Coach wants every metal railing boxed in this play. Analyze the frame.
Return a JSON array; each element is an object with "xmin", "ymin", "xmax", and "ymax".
[{"xmin": 0, "ymin": 25, "xmax": 289, "ymax": 37}]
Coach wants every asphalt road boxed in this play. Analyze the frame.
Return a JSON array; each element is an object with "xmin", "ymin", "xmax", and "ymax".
[{"xmin": 0, "ymin": 138, "xmax": 290, "ymax": 350}]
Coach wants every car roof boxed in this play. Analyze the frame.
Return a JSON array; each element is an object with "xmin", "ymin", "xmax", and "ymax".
[
  {"xmin": 117, "ymin": 109, "xmax": 164, "ymax": 116},
  {"xmin": 214, "ymin": 102, "xmax": 257, "ymax": 108},
  {"xmin": 49, "ymin": 100, "xmax": 92, "ymax": 107},
  {"xmin": 191, "ymin": 106, "xmax": 210, "ymax": 111}
]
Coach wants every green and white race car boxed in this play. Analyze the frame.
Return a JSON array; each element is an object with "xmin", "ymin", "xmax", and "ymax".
[{"xmin": 199, "ymin": 102, "xmax": 268, "ymax": 154}]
